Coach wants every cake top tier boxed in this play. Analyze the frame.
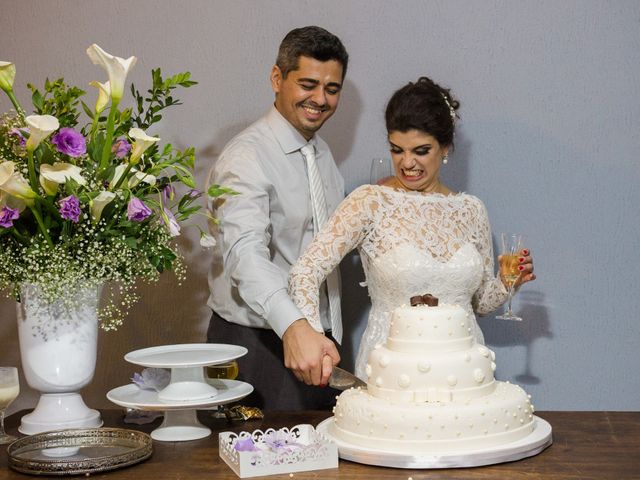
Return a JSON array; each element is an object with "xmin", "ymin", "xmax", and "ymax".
[{"xmin": 386, "ymin": 303, "xmax": 473, "ymax": 352}]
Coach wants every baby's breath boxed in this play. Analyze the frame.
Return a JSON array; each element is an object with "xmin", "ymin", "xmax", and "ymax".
[{"xmin": 0, "ymin": 216, "xmax": 183, "ymax": 329}]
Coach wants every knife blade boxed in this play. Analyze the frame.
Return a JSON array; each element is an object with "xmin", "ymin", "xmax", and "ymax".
[{"xmin": 328, "ymin": 366, "xmax": 367, "ymax": 390}]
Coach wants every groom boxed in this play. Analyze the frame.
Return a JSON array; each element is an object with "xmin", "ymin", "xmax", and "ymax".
[{"xmin": 206, "ymin": 26, "xmax": 348, "ymax": 410}]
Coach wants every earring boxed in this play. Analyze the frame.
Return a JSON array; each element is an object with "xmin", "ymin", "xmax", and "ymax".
[{"xmin": 442, "ymin": 155, "xmax": 449, "ymax": 165}]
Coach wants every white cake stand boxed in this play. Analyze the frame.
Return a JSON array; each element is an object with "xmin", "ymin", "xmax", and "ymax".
[
  {"xmin": 107, "ymin": 344, "xmax": 252, "ymax": 442},
  {"xmin": 316, "ymin": 416, "xmax": 552, "ymax": 469}
]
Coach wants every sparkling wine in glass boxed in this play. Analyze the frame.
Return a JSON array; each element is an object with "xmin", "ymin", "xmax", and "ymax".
[
  {"xmin": 207, "ymin": 361, "xmax": 239, "ymax": 419},
  {"xmin": 0, "ymin": 366, "xmax": 19, "ymax": 444},
  {"xmin": 206, "ymin": 361, "xmax": 239, "ymax": 381},
  {"xmin": 496, "ymin": 233, "xmax": 524, "ymax": 321},
  {"xmin": 370, "ymin": 157, "xmax": 393, "ymax": 185}
]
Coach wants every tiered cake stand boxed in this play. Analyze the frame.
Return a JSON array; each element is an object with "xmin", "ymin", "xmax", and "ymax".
[
  {"xmin": 316, "ymin": 416, "xmax": 552, "ymax": 469},
  {"xmin": 107, "ymin": 344, "xmax": 253, "ymax": 442}
]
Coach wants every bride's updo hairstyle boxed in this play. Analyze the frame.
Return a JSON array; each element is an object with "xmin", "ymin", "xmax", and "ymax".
[{"xmin": 385, "ymin": 76, "xmax": 460, "ymax": 147}]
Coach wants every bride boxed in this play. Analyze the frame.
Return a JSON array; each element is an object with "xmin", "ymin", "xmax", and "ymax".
[{"xmin": 288, "ymin": 76, "xmax": 536, "ymax": 380}]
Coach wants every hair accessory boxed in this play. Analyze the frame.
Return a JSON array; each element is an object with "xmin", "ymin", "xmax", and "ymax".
[
  {"xmin": 441, "ymin": 94, "xmax": 456, "ymax": 122},
  {"xmin": 442, "ymin": 154, "xmax": 449, "ymax": 165}
]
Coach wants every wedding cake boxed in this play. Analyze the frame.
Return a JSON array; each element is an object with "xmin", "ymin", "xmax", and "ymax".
[{"xmin": 330, "ymin": 295, "xmax": 535, "ymax": 453}]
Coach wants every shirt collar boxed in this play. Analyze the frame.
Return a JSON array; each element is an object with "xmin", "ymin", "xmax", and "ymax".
[{"xmin": 266, "ymin": 105, "xmax": 316, "ymax": 154}]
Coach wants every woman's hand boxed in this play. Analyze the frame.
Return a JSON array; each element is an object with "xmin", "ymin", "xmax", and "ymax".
[{"xmin": 499, "ymin": 248, "xmax": 536, "ymax": 289}]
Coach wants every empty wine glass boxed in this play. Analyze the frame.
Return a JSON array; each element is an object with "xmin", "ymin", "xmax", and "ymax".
[
  {"xmin": 496, "ymin": 233, "xmax": 524, "ymax": 321},
  {"xmin": 0, "ymin": 366, "xmax": 19, "ymax": 444},
  {"xmin": 370, "ymin": 157, "xmax": 393, "ymax": 185}
]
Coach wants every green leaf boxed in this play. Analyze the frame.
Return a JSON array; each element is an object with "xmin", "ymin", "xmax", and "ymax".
[
  {"xmin": 208, "ymin": 184, "xmax": 239, "ymax": 197},
  {"xmin": 81, "ymin": 101, "xmax": 94, "ymax": 119},
  {"xmin": 31, "ymin": 88, "xmax": 44, "ymax": 111}
]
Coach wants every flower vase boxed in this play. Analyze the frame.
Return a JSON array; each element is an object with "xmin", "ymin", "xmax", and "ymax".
[{"xmin": 16, "ymin": 284, "xmax": 102, "ymax": 434}]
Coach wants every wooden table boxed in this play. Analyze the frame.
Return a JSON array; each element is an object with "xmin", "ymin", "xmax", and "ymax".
[{"xmin": 2, "ymin": 410, "xmax": 639, "ymax": 479}]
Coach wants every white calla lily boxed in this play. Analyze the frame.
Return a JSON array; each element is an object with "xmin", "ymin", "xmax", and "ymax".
[
  {"xmin": 39, "ymin": 163, "xmax": 87, "ymax": 195},
  {"xmin": 0, "ymin": 190, "xmax": 27, "ymax": 212},
  {"xmin": 86, "ymin": 44, "xmax": 136, "ymax": 101},
  {"xmin": 25, "ymin": 114, "xmax": 59, "ymax": 151},
  {"xmin": 129, "ymin": 169, "xmax": 156, "ymax": 188},
  {"xmin": 0, "ymin": 61, "xmax": 16, "ymax": 93},
  {"xmin": 0, "ymin": 161, "xmax": 37, "ymax": 200},
  {"xmin": 90, "ymin": 190, "xmax": 116, "ymax": 222},
  {"xmin": 111, "ymin": 164, "xmax": 157, "ymax": 189},
  {"xmin": 89, "ymin": 80, "xmax": 111, "ymax": 113},
  {"xmin": 128, "ymin": 128, "xmax": 160, "ymax": 165}
]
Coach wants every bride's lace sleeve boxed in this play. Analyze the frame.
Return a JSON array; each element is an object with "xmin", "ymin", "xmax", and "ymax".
[
  {"xmin": 288, "ymin": 185, "xmax": 377, "ymax": 332},
  {"xmin": 470, "ymin": 197, "xmax": 510, "ymax": 315}
]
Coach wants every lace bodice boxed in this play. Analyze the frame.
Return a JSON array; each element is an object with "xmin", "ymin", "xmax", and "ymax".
[{"xmin": 288, "ymin": 184, "xmax": 508, "ymax": 378}]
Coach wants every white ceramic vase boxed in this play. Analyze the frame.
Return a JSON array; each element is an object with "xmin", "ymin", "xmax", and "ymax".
[{"xmin": 16, "ymin": 283, "xmax": 102, "ymax": 434}]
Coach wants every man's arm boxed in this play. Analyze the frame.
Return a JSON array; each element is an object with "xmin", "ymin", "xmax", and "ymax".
[{"xmin": 211, "ymin": 142, "xmax": 334, "ymax": 384}]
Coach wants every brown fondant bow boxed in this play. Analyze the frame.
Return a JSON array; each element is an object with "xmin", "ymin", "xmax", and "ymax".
[{"xmin": 410, "ymin": 294, "xmax": 439, "ymax": 306}]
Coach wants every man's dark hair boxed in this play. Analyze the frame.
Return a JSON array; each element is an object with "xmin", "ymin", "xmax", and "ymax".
[{"xmin": 276, "ymin": 26, "xmax": 349, "ymax": 80}]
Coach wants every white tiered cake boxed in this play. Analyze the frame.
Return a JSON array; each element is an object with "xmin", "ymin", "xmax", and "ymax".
[{"xmin": 330, "ymin": 299, "xmax": 536, "ymax": 453}]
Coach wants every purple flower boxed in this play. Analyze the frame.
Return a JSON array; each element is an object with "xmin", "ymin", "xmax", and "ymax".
[
  {"xmin": 0, "ymin": 206, "xmax": 20, "ymax": 228},
  {"xmin": 234, "ymin": 437, "xmax": 259, "ymax": 452},
  {"xmin": 112, "ymin": 137, "xmax": 132, "ymax": 158},
  {"xmin": 51, "ymin": 127, "xmax": 86, "ymax": 157},
  {"xmin": 263, "ymin": 430, "xmax": 303, "ymax": 453},
  {"xmin": 58, "ymin": 195, "xmax": 81, "ymax": 223},
  {"xmin": 127, "ymin": 197, "xmax": 151, "ymax": 222},
  {"xmin": 187, "ymin": 189, "xmax": 202, "ymax": 199},
  {"xmin": 163, "ymin": 207, "xmax": 181, "ymax": 237},
  {"xmin": 131, "ymin": 368, "xmax": 170, "ymax": 392},
  {"xmin": 8, "ymin": 128, "xmax": 26, "ymax": 146},
  {"xmin": 162, "ymin": 183, "xmax": 175, "ymax": 203}
]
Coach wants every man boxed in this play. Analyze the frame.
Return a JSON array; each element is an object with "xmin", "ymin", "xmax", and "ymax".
[{"xmin": 206, "ymin": 26, "xmax": 348, "ymax": 410}]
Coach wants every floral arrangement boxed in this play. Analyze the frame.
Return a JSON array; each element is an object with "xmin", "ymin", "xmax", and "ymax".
[{"xmin": 0, "ymin": 45, "xmax": 232, "ymax": 329}]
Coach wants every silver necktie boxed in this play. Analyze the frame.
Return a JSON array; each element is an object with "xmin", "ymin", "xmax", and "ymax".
[{"xmin": 301, "ymin": 144, "xmax": 342, "ymax": 344}]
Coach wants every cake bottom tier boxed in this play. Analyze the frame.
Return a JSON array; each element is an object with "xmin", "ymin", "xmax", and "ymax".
[{"xmin": 331, "ymin": 381, "xmax": 534, "ymax": 453}]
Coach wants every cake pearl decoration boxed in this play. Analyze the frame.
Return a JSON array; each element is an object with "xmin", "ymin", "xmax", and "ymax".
[
  {"xmin": 375, "ymin": 377, "xmax": 384, "ymax": 387},
  {"xmin": 365, "ymin": 364, "xmax": 372, "ymax": 376},
  {"xmin": 490, "ymin": 350, "xmax": 496, "ymax": 361},
  {"xmin": 491, "ymin": 362, "xmax": 497, "ymax": 371},
  {"xmin": 447, "ymin": 374, "xmax": 458, "ymax": 386},
  {"xmin": 417, "ymin": 361, "xmax": 431, "ymax": 372},
  {"xmin": 379, "ymin": 355, "xmax": 390, "ymax": 367},
  {"xmin": 473, "ymin": 368, "xmax": 485, "ymax": 383},
  {"xmin": 398, "ymin": 374, "xmax": 411, "ymax": 388},
  {"xmin": 478, "ymin": 346, "xmax": 490, "ymax": 357}
]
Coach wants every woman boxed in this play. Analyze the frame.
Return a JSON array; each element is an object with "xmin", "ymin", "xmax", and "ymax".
[{"xmin": 288, "ymin": 76, "xmax": 535, "ymax": 379}]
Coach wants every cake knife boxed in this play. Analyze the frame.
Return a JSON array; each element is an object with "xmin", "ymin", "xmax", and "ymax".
[{"xmin": 328, "ymin": 366, "xmax": 367, "ymax": 390}]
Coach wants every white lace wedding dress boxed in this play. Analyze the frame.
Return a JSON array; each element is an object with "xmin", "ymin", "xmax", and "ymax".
[{"xmin": 288, "ymin": 184, "xmax": 509, "ymax": 379}]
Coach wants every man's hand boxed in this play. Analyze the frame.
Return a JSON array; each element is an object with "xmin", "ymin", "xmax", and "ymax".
[{"xmin": 282, "ymin": 319, "xmax": 340, "ymax": 386}]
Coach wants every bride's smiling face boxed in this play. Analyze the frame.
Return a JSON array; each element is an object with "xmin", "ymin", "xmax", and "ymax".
[{"xmin": 388, "ymin": 129, "xmax": 449, "ymax": 192}]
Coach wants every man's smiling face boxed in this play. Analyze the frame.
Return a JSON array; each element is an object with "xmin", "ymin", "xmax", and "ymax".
[{"xmin": 271, "ymin": 55, "xmax": 343, "ymax": 140}]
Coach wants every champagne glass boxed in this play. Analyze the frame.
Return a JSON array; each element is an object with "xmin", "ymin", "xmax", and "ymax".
[
  {"xmin": 496, "ymin": 233, "xmax": 524, "ymax": 321},
  {"xmin": 206, "ymin": 361, "xmax": 239, "ymax": 381},
  {"xmin": 0, "ymin": 366, "xmax": 19, "ymax": 444},
  {"xmin": 207, "ymin": 362, "xmax": 239, "ymax": 419},
  {"xmin": 370, "ymin": 157, "xmax": 392, "ymax": 185}
]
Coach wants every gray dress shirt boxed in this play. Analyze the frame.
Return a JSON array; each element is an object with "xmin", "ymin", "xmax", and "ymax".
[{"xmin": 207, "ymin": 106, "xmax": 345, "ymax": 338}]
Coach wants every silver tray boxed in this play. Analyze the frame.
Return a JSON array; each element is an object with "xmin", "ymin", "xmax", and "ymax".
[{"xmin": 7, "ymin": 427, "xmax": 153, "ymax": 476}]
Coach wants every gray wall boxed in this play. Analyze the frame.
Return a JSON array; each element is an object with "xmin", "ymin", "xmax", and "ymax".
[{"xmin": 1, "ymin": 0, "xmax": 639, "ymax": 413}]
